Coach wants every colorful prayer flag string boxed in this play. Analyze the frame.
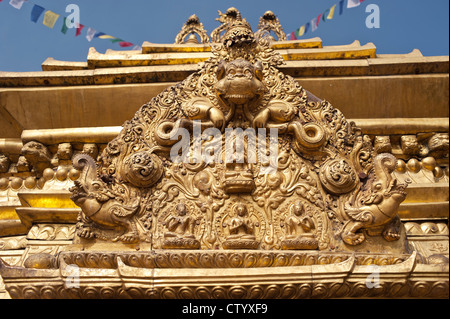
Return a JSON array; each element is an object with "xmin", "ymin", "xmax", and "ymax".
[
  {"xmin": 288, "ymin": 0, "xmax": 366, "ymax": 40},
  {"xmin": 3, "ymin": 0, "xmax": 138, "ymax": 49}
]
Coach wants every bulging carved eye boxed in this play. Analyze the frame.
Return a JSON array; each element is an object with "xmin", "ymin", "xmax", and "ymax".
[
  {"xmin": 91, "ymin": 181, "xmax": 102, "ymax": 191},
  {"xmin": 244, "ymin": 69, "xmax": 253, "ymax": 78},
  {"xmin": 373, "ymin": 182, "xmax": 382, "ymax": 191}
]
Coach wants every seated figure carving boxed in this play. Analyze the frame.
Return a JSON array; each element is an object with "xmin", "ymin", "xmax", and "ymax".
[
  {"xmin": 281, "ymin": 201, "xmax": 318, "ymax": 250},
  {"xmin": 223, "ymin": 203, "xmax": 259, "ymax": 249},
  {"xmin": 162, "ymin": 202, "xmax": 200, "ymax": 249}
]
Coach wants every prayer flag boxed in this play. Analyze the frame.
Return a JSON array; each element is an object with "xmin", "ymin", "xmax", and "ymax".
[
  {"xmin": 311, "ymin": 18, "xmax": 318, "ymax": 32},
  {"xmin": 298, "ymin": 25, "xmax": 305, "ymax": 37},
  {"xmin": 94, "ymin": 32, "xmax": 106, "ymax": 38},
  {"xmin": 290, "ymin": 32, "xmax": 297, "ymax": 40},
  {"xmin": 30, "ymin": 4, "xmax": 45, "ymax": 23},
  {"xmin": 43, "ymin": 10, "xmax": 59, "ymax": 29},
  {"xmin": 98, "ymin": 34, "xmax": 116, "ymax": 39},
  {"xmin": 322, "ymin": 9, "xmax": 329, "ymax": 22},
  {"xmin": 132, "ymin": 45, "xmax": 142, "ymax": 51},
  {"xmin": 316, "ymin": 14, "xmax": 322, "ymax": 27},
  {"xmin": 119, "ymin": 41, "xmax": 134, "ymax": 47},
  {"xmin": 339, "ymin": 0, "xmax": 345, "ymax": 15},
  {"xmin": 327, "ymin": 4, "xmax": 336, "ymax": 19},
  {"xmin": 75, "ymin": 24, "xmax": 84, "ymax": 36},
  {"xmin": 347, "ymin": 0, "xmax": 362, "ymax": 8},
  {"xmin": 9, "ymin": 0, "xmax": 25, "ymax": 10},
  {"xmin": 61, "ymin": 17, "xmax": 69, "ymax": 34},
  {"xmin": 86, "ymin": 27, "xmax": 96, "ymax": 42},
  {"xmin": 110, "ymin": 38, "xmax": 122, "ymax": 43},
  {"xmin": 304, "ymin": 22, "xmax": 310, "ymax": 35}
]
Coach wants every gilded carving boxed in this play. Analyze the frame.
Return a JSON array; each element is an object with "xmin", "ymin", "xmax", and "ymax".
[
  {"xmin": 373, "ymin": 136, "xmax": 392, "ymax": 154},
  {"xmin": 70, "ymin": 154, "xmax": 145, "ymax": 243},
  {"xmin": 280, "ymin": 201, "xmax": 318, "ymax": 250},
  {"xmin": 0, "ymin": 236, "xmax": 27, "ymax": 250},
  {"xmin": 175, "ymin": 14, "xmax": 210, "ymax": 44},
  {"xmin": 220, "ymin": 202, "xmax": 260, "ymax": 249},
  {"xmin": 0, "ymin": 154, "xmax": 10, "ymax": 173},
  {"xmin": 21, "ymin": 141, "xmax": 52, "ymax": 174},
  {"xmin": 401, "ymin": 135, "xmax": 426, "ymax": 156},
  {"xmin": 342, "ymin": 153, "xmax": 407, "ymax": 245},
  {"xmin": 69, "ymin": 16, "xmax": 408, "ymax": 252},
  {"xmin": 255, "ymin": 11, "xmax": 286, "ymax": 41},
  {"xmin": 427, "ymin": 133, "xmax": 449, "ymax": 158},
  {"xmin": 210, "ymin": 7, "xmax": 243, "ymax": 43},
  {"xmin": 160, "ymin": 201, "xmax": 201, "ymax": 249},
  {"xmin": 82, "ymin": 143, "xmax": 99, "ymax": 161},
  {"xmin": 1, "ymin": 8, "xmax": 449, "ymax": 301},
  {"xmin": 27, "ymin": 224, "xmax": 75, "ymax": 241},
  {"xmin": 16, "ymin": 155, "xmax": 30, "ymax": 172}
]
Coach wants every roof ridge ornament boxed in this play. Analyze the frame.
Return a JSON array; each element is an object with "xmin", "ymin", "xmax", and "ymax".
[
  {"xmin": 175, "ymin": 14, "xmax": 210, "ymax": 44},
  {"xmin": 210, "ymin": 7, "xmax": 244, "ymax": 43},
  {"xmin": 255, "ymin": 10, "xmax": 287, "ymax": 41}
]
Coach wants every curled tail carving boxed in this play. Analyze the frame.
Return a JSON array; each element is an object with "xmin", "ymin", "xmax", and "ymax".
[
  {"xmin": 72, "ymin": 153, "xmax": 98, "ymax": 191},
  {"xmin": 373, "ymin": 153, "xmax": 397, "ymax": 188}
]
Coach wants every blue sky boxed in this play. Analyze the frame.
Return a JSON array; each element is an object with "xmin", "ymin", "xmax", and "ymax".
[{"xmin": 0, "ymin": 0, "xmax": 449, "ymax": 72}]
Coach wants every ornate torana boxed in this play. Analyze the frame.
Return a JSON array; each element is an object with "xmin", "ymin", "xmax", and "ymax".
[{"xmin": 69, "ymin": 20, "xmax": 409, "ymax": 253}]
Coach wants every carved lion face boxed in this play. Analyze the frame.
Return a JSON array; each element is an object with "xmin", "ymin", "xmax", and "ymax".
[
  {"xmin": 215, "ymin": 58, "xmax": 266, "ymax": 105},
  {"xmin": 0, "ymin": 154, "xmax": 10, "ymax": 173},
  {"xmin": 21, "ymin": 141, "xmax": 52, "ymax": 164}
]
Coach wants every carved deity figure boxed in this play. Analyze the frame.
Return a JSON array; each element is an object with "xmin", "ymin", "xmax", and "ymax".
[
  {"xmin": 281, "ymin": 201, "xmax": 318, "ymax": 250},
  {"xmin": 162, "ymin": 202, "xmax": 200, "ymax": 249},
  {"xmin": 164, "ymin": 203, "xmax": 196, "ymax": 239},
  {"xmin": 284, "ymin": 201, "xmax": 315, "ymax": 239},
  {"xmin": 226, "ymin": 203, "xmax": 256, "ymax": 241}
]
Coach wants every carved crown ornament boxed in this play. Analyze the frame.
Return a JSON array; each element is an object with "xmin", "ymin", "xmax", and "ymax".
[
  {"xmin": 175, "ymin": 8, "xmax": 287, "ymax": 44},
  {"xmin": 68, "ymin": 17, "xmax": 410, "ymax": 254}
]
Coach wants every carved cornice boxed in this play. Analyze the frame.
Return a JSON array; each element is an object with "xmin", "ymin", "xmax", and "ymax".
[{"xmin": 0, "ymin": 251, "xmax": 448, "ymax": 299}]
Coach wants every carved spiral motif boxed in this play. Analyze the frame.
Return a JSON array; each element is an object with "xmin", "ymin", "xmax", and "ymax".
[
  {"xmin": 122, "ymin": 151, "xmax": 163, "ymax": 187},
  {"xmin": 319, "ymin": 157, "xmax": 358, "ymax": 194}
]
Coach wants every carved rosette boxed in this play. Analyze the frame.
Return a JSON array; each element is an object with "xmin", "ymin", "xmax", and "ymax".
[
  {"xmin": 319, "ymin": 157, "xmax": 358, "ymax": 195},
  {"xmin": 121, "ymin": 151, "xmax": 163, "ymax": 187}
]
